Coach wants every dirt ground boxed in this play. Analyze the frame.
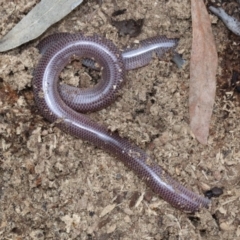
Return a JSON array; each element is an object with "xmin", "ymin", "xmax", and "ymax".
[{"xmin": 0, "ymin": 0, "xmax": 240, "ymax": 239}]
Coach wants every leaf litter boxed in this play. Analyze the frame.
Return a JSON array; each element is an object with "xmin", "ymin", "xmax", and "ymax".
[{"xmin": 1, "ymin": 0, "xmax": 240, "ymax": 239}]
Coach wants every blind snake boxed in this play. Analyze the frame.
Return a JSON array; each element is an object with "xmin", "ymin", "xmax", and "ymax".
[{"xmin": 33, "ymin": 33, "xmax": 210, "ymax": 212}]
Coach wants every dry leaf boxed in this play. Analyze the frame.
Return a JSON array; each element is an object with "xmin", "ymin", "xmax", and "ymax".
[
  {"xmin": 99, "ymin": 204, "xmax": 116, "ymax": 218},
  {"xmin": 0, "ymin": 0, "xmax": 83, "ymax": 52},
  {"xmin": 190, "ymin": 0, "xmax": 218, "ymax": 144}
]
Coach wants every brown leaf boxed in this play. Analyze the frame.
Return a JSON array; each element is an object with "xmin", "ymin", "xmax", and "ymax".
[{"xmin": 190, "ymin": 0, "xmax": 218, "ymax": 144}]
